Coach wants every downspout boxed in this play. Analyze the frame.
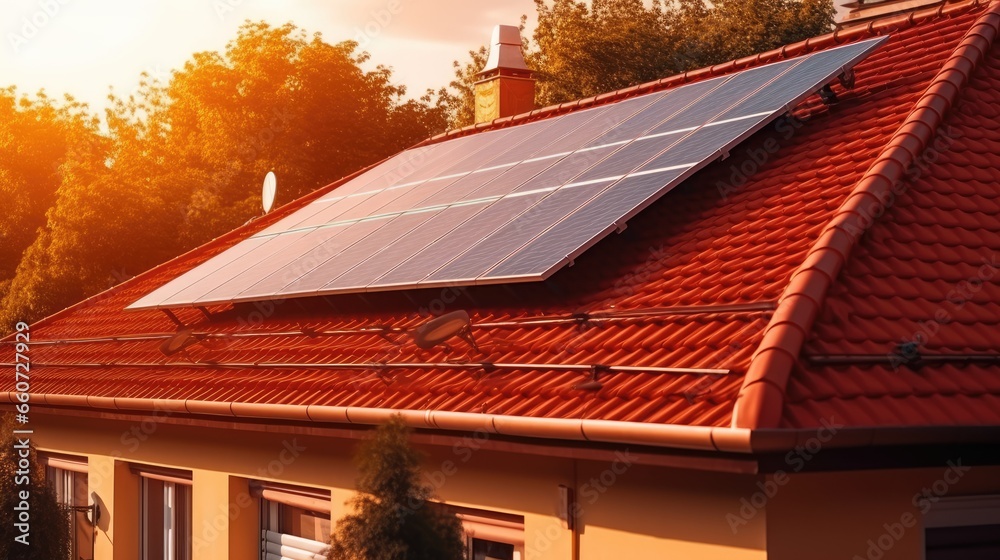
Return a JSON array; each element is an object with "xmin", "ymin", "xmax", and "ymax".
[{"xmin": 732, "ymin": 1, "xmax": 1000, "ymax": 429}]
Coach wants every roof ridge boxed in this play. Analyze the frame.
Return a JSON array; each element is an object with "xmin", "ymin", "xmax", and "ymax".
[
  {"xmin": 419, "ymin": 0, "xmax": 988, "ymax": 147},
  {"xmin": 730, "ymin": 0, "xmax": 1000, "ymax": 429}
]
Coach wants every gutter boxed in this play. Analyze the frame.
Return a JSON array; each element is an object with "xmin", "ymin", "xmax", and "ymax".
[
  {"xmin": 5, "ymin": 393, "xmax": 1000, "ymax": 455},
  {"xmin": 732, "ymin": 0, "xmax": 1000, "ymax": 429}
]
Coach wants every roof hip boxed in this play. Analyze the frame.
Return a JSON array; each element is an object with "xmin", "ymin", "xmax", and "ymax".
[{"xmin": 731, "ymin": 0, "xmax": 1000, "ymax": 429}]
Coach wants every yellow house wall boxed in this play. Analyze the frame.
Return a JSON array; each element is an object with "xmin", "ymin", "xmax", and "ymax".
[
  {"xmin": 767, "ymin": 465, "xmax": 1000, "ymax": 560},
  {"xmin": 31, "ymin": 411, "xmax": 768, "ymax": 560},
  {"xmin": 575, "ymin": 460, "xmax": 767, "ymax": 560}
]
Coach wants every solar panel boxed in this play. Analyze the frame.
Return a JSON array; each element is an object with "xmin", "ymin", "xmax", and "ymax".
[{"xmin": 128, "ymin": 37, "xmax": 886, "ymax": 310}]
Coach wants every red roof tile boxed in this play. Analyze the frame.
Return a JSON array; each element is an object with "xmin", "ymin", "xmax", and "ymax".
[{"xmin": 4, "ymin": 1, "xmax": 1000, "ymax": 440}]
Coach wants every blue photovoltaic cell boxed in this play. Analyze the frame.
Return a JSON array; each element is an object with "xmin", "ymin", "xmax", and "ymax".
[
  {"xmin": 126, "ymin": 236, "xmax": 272, "ymax": 309},
  {"xmin": 538, "ymin": 92, "xmax": 664, "ymax": 155},
  {"xmin": 637, "ymin": 119, "xmax": 770, "ymax": 172},
  {"xmin": 255, "ymin": 140, "xmax": 467, "ymax": 236},
  {"xmin": 424, "ymin": 180, "xmax": 616, "ymax": 283},
  {"xmin": 510, "ymin": 147, "xmax": 617, "ymax": 193},
  {"xmin": 417, "ymin": 166, "xmax": 514, "ymax": 207},
  {"xmin": 321, "ymin": 203, "xmax": 487, "ymax": 292},
  {"xmin": 583, "ymin": 77, "xmax": 726, "ymax": 148},
  {"xmin": 280, "ymin": 211, "xmax": 441, "ymax": 294},
  {"xmin": 572, "ymin": 133, "xmax": 685, "ymax": 184},
  {"xmin": 471, "ymin": 156, "xmax": 567, "ymax": 199},
  {"xmin": 718, "ymin": 41, "xmax": 878, "ymax": 120},
  {"xmin": 482, "ymin": 168, "xmax": 689, "ymax": 279},
  {"xmin": 369, "ymin": 193, "xmax": 548, "ymax": 287},
  {"xmin": 194, "ymin": 227, "xmax": 347, "ymax": 304},
  {"xmin": 128, "ymin": 37, "xmax": 886, "ymax": 309},
  {"xmin": 233, "ymin": 219, "xmax": 388, "ymax": 301},
  {"xmin": 645, "ymin": 60, "xmax": 799, "ymax": 135}
]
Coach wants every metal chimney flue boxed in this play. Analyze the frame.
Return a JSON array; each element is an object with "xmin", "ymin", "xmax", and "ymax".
[{"xmin": 474, "ymin": 25, "xmax": 535, "ymax": 124}]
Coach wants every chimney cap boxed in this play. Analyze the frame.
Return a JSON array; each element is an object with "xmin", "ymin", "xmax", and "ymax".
[
  {"xmin": 492, "ymin": 24, "xmax": 523, "ymax": 46},
  {"xmin": 479, "ymin": 24, "xmax": 530, "ymax": 75}
]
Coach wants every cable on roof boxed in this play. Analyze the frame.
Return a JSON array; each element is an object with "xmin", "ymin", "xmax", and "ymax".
[
  {"xmin": 1, "ymin": 359, "xmax": 731, "ymax": 377},
  {"xmin": 6, "ymin": 301, "xmax": 776, "ymax": 347},
  {"xmin": 806, "ymin": 354, "xmax": 1000, "ymax": 366}
]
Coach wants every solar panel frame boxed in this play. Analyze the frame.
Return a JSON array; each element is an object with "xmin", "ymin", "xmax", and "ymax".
[{"xmin": 128, "ymin": 36, "xmax": 887, "ymax": 309}]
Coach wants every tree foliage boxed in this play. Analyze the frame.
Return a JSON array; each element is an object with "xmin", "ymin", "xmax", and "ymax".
[
  {"xmin": 0, "ymin": 21, "xmax": 447, "ymax": 332},
  {"xmin": 0, "ymin": 89, "xmax": 99, "ymax": 282},
  {"xmin": 441, "ymin": 0, "xmax": 835, "ymax": 127},
  {"xmin": 0, "ymin": 413, "xmax": 72, "ymax": 560},
  {"xmin": 327, "ymin": 416, "xmax": 466, "ymax": 560}
]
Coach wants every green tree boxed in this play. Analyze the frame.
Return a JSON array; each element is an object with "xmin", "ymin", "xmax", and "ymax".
[
  {"xmin": 442, "ymin": 0, "xmax": 834, "ymax": 127},
  {"xmin": 163, "ymin": 22, "xmax": 447, "ymax": 247},
  {"xmin": 0, "ymin": 89, "xmax": 100, "ymax": 282},
  {"xmin": 327, "ymin": 416, "xmax": 466, "ymax": 560},
  {"xmin": 0, "ymin": 20, "xmax": 447, "ymax": 331},
  {"xmin": 0, "ymin": 413, "xmax": 72, "ymax": 560}
]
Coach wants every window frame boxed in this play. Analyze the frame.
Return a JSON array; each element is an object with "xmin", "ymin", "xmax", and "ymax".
[
  {"xmin": 252, "ymin": 481, "xmax": 332, "ymax": 560},
  {"xmin": 444, "ymin": 504, "xmax": 525, "ymax": 560},
  {"xmin": 132, "ymin": 464, "xmax": 193, "ymax": 560},
  {"xmin": 923, "ymin": 494, "xmax": 1000, "ymax": 560},
  {"xmin": 40, "ymin": 452, "xmax": 92, "ymax": 560}
]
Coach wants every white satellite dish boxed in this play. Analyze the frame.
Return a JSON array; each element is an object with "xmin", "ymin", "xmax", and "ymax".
[{"xmin": 262, "ymin": 171, "xmax": 277, "ymax": 214}]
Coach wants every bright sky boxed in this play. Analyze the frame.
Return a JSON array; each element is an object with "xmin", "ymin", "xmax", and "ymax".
[{"xmin": 1, "ymin": 0, "xmax": 538, "ymax": 110}]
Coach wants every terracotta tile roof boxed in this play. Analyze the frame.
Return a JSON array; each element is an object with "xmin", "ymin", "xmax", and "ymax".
[
  {"xmin": 4, "ymin": 0, "xmax": 1000, "ymax": 441},
  {"xmin": 785, "ymin": 25, "xmax": 1000, "ymax": 429}
]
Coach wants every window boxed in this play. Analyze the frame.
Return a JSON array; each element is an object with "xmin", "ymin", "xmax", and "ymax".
[
  {"xmin": 252, "ymin": 481, "xmax": 331, "ymax": 560},
  {"xmin": 924, "ymin": 495, "xmax": 1000, "ymax": 559},
  {"xmin": 132, "ymin": 465, "xmax": 192, "ymax": 560},
  {"xmin": 41, "ymin": 453, "xmax": 93, "ymax": 560},
  {"xmin": 445, "ymin": 505, "xmax": 525, "ymax": 560}
]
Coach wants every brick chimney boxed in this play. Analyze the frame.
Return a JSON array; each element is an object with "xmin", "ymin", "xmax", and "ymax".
[{"xmin": 474, "ymin": 25, "xmax": 535, "ymax": 124}]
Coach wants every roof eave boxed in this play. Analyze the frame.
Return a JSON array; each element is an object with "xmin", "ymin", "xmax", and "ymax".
[{"xmin": 8, "ymin": 393, "xmax": 1000, "ymax": 455}]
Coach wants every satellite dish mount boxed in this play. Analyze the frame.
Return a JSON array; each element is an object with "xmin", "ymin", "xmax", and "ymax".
[{"xmin": 412, "ymin": 310, "xmax": 480, "ymax": 352}]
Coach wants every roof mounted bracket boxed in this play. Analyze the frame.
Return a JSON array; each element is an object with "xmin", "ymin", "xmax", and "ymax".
[
  {"xmin": 574, "ymin": 364, "xmax": 611, "ymax": 391},
  {"xmin": 839, "ymin": 68, "xmax": 856, "ymax": 90},
  {"xmin": 160, "ymin": 308, "xmax": 185, "ymax": 328},
  {"xmin": 894, "ymin": 341, "xmax": 924, "ymax": 370},
  {"xmin": 818, "ymin": 85, "xmax": 838, "ymax": 105},
  {"xmin": 571, "ymin": 312, "xmax": 593, "ymax": 331}
]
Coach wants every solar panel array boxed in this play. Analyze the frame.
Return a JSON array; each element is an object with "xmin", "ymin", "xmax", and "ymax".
[{"xmin": 129, "ymin": 37, "xmax": 886, "ymax": 310}]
